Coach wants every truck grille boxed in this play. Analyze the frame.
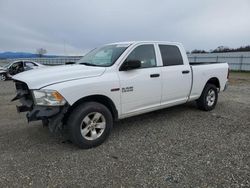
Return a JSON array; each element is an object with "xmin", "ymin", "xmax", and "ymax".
[{"xmin": 12, "ymin": 81, "xmax": 34, "ymax": 112}]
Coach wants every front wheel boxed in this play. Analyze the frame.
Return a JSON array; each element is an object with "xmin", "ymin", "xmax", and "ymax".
[
  {"xmin": 0, "ymin": 74, "xmax": 7, "ymax": 81},
  {"xmin": 67, "ymin": 102, "xmax": 113, "ymax": 149},
  {"xmin": 196, "ymin": 83, "xmax": 218, "ymax": 111}
]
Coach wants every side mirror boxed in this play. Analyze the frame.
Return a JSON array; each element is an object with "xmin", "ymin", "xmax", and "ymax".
[{"xmin": 120, "ymin": 60, "xmax": 141, "ymax": 71}]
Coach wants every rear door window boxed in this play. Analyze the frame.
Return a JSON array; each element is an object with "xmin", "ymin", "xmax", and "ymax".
[
  {"xmin": 25, "ymin": 62, "xmax": 37, "ymax": 68},
  {"xmin": 159, "ymin": 45, "xmax": 183, "ymax": 66}
]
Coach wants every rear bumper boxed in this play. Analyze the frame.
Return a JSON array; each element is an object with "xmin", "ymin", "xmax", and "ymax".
[{"xmin": 223, "ymin": 81, "xmax": 228, "ymax": 91}]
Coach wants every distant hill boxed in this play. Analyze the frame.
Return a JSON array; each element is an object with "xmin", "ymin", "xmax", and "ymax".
[{"xmin": 0, "ymin": 52, "xmax": 58, "ymax": 59}]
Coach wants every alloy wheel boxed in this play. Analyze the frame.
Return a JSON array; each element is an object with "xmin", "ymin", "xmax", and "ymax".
[{"xmin": 80, "ymin": 112, "xmax": 106, "ymax": 141}]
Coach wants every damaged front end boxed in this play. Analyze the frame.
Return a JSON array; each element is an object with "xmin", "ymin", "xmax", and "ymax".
[{"xmin": 12, "ymin": 81, "xmax": 69, "ymax": 133}]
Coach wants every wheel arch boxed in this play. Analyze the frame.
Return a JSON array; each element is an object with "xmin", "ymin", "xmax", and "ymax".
[
  {"xmin": 0, "ymin": 72, "xmax": 7, "ymax": 80},
  {"xmin": 206, "ymin": 77, "xmax": 220, "ymax": 90},
  {"xmin": 64, "ymin": 94, "xmax": 118, "ymax": 123}
]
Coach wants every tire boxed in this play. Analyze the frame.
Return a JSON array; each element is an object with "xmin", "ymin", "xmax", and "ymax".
[
  {"xmin": 196, "ymin": 83, "xmax": 218, "ymax": 111},
  {"xmin": 0, "ymin": 74, "xmax": 6, "ymax": 81},
  {"xmin": 67, "ymin": 102, "xmax": 113, "ymax": 149}
]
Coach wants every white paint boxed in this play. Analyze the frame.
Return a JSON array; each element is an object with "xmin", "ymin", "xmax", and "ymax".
[{"xmin": 13, "ymin": 41, "xmax": 229, "ymax": 119}]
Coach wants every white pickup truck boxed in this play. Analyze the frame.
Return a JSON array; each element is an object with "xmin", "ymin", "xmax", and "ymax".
[{"xmin": 12, "ymin": 41, "xmax": 229, "ymax": 148}]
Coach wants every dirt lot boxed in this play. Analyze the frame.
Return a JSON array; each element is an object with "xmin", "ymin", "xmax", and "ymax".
[{"xmin": 0, "ymin": 72, "xmax": 249, "ymax": 187}]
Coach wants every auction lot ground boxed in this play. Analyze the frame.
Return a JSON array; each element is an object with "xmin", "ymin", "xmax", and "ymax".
[{"xmin": 0, "ymin": 72, "xmax": 249, "ymax": 187}]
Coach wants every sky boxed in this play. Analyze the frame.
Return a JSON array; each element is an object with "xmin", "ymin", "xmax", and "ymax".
[{"xmin": 0, "ymin": 0, "xmax": 249, "ymax": 55}]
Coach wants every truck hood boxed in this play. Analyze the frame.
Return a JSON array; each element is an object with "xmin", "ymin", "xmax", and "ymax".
[{"xmin": 13, "ymin": 64, "xmax": 106, "ymax": 89}]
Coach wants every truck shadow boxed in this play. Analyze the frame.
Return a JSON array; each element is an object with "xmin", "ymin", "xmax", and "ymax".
[
  {"xmin": 59, "ymin": 101, "xmax": 200, "ymax": 149},
  {"xmin": 113, "ymin": 101, "xmax": 198, "ymax": 132},
  {"xmin": 0, "ymin": 101, "xmax": 199, "ymax": 151}
]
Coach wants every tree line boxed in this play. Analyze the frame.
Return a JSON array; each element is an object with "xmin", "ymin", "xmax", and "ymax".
[{"xmin": 189, "ymin": 45, "xmax": 250, "ymax": 54}]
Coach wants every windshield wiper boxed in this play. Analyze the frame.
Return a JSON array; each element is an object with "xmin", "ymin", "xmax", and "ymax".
[{"xmin": 79, "ymin": 62, "xmax": 97, "ymax": 66}]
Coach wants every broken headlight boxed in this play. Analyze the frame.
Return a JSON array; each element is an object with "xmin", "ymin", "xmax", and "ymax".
[{"xmin": 32, "ymin": 90, "xmax": 66, "ymax": 106}]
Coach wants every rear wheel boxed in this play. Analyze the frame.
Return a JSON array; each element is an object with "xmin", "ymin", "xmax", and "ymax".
[
  {"xmin": 67, "ymin": 102, "xmax": 113, "ymax": 149},
  {"xmin": 0, "ymin": 74, "xmax": 6, "ymax": 81},
  {"xmin": 196, "ymin": 83, "xmax": 218, "ymax": 111}
]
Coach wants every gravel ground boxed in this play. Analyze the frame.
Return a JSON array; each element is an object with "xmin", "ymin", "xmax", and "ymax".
[{"xmin": 0, "ymin": 72, "xmax": 249, "ymax": 187}]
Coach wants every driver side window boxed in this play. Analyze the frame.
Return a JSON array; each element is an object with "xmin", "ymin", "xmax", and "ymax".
[
  {"xmin": 11, "ymin": 62, "xmax": 18, "ymax": 69},
  {"xmin": 126, "ymin": 44, "xmax": 156, "ymax": 68}
]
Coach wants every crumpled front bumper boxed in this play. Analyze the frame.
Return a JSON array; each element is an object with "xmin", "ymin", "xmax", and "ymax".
[{"xmin": 12, "ymin": 80, "xmax": 68, "ymax": 133}]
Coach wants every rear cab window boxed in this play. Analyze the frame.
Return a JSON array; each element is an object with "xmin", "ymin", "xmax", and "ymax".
[
  {"xmin": 159, "ymin": 45, "xmax": 183, "ymax": 66},
  {"xmin": 25, "ymin": 62, "xmax": 37, "ymax": 68}
]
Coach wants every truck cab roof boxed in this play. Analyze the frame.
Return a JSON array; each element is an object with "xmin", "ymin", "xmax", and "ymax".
[{"xmin": 107, "ymin": 41, "xmax": 183, "ymax": 46}]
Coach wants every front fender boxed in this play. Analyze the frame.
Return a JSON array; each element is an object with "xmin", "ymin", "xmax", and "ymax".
[{"xmin": 42, "ymin": 72, "xmax": 121, "ymax": 117}]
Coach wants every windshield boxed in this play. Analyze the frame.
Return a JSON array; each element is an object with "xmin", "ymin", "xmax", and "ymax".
[
  {"xmin": 77, "ymin": 44, "xmax": 130, "ymax": 67},
  {"xmin": 3, "ymin": 62, "xmax": 11, "ymax": 68}
]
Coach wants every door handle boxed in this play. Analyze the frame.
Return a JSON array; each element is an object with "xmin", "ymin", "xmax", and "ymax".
[
  {"xmin": 150, "ymin": 74, "xmax": 160, "ymax": 78},
  {"xmin": 182, "ymin": 70, "xmax": 190, "ymax": 74}
]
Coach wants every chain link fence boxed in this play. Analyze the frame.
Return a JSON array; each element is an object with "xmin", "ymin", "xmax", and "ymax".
[
  {"xmin": 1, "ymin": 53, "xmax": 250, "ymax": 71},
  {"xmin": 0, "ymin": 57, "xmax": 82, "ymax": 67},
  {"xmin": 188, "ymin": 53, "xmax": 250, "ymax": 71}
]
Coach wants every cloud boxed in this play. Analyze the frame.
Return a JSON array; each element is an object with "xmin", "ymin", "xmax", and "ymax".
[{"xmin": 0, "ymin": 0, "xmax": 249, "ymax": 54}]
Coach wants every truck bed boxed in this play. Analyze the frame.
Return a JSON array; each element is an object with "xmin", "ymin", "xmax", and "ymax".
[{"xmin": 188, "ymin": 62, "xmax": 228, "ymax": 101}]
